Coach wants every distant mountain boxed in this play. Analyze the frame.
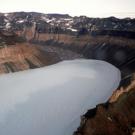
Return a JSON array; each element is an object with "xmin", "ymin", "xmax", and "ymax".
[
  {"xmin": 0, "ymin": 12, "xmax": 135, "ymax": 35},
  {"xmin": 47, "ymin": 13, "xmax": 71, "ymax": 18}
]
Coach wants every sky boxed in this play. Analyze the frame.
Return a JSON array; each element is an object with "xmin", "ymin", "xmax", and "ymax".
[{"xmin": 0, "ymin": 0, "xmax": 135, "ymax": 18}]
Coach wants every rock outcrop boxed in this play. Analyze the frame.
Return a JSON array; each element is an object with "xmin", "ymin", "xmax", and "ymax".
[{"xmin": 74, "ymin": 80, "xmax": 135, "ymax": 135}]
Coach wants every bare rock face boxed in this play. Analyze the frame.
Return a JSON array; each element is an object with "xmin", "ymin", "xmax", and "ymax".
[{"xmin": 0, "ymin": 44, "xmax": 60, "ymax": 73}]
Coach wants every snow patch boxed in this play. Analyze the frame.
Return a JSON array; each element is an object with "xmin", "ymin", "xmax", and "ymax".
[
  {"xmin": 63, "ymin": 18, "xmax": 73, "ymax": 21},
  {"xmin": 5, "ymin": 23, "xmax": 11, "ymax": 29},
  {"xmin": 4, "ymin": 19, "xmax": 9, "ymax": 23},
  {"xmin": 4, "ymin": 14, "xmax": 9, "ymax": 17},
  {"xmin": 0, "ymin": 59, "xmax": 121, "ymax": 135},
  {"xmin": 67, "ymin": 27, "xmax": 78, "ymax": 32},
  {"xmin": 16, "ymin": 20, "xmax": 25, "ymax": 23}
]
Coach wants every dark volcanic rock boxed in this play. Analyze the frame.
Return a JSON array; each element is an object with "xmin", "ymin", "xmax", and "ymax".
[
  {"xmin": 91, "ymin": 30, "xmax": 135, "ymax": 39},
  {"xmin": 0, "ymin": 31, "xmax": 26, "ymax": 44}
]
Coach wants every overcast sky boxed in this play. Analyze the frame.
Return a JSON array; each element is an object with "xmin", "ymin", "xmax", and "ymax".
[{"xmin": 0, "ymin": 0, "xmax": 135, "ymax": 18}]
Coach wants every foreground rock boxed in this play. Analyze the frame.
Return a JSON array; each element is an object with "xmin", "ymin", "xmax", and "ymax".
[{"xmin": 74, "ymin": 80, "xmax": 135, "ymax": 135}]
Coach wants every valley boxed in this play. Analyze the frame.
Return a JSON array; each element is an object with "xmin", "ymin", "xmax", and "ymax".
[{"xmin": 0, "ymin": 12, "xmax": 135, "ymax": 135}]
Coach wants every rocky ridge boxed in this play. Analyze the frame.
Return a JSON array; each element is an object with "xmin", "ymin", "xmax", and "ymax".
[{"xmin": 0, "ymin": 12, "xmax": 135, "ymax": 38}]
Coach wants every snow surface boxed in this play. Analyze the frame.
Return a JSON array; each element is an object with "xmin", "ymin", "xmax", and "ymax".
[
  {"xmin": 5, "ymin": 23, "xmax": 11, "ymax": 29},
  {"xmin": 0, "ymin": 59, "xmax": 121, "ymax": 135},
  {"xmin": 4, "ymin": 14, "xmax": 9, "ymax": 17},
  {"xmin": 16, "ymin": 20, "xmax": 25, "ymax": 23},
  {"xmin": 67, "ymin": 27, "xmax": 77, "ymax": 32}
]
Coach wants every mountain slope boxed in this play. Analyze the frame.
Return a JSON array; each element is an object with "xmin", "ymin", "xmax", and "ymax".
[{"xmin": 0, "ymin": 43, "xmax": 60, "ymax": 73}]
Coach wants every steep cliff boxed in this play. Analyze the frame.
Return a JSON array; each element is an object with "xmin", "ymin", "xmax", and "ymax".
[
  {"xmin": 74, "ymin": 79, "xmax": 135, "ymax": 135},
  {"xmin": 0, "ymin": 44, "xmax": 60, "ymax": 73}
]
